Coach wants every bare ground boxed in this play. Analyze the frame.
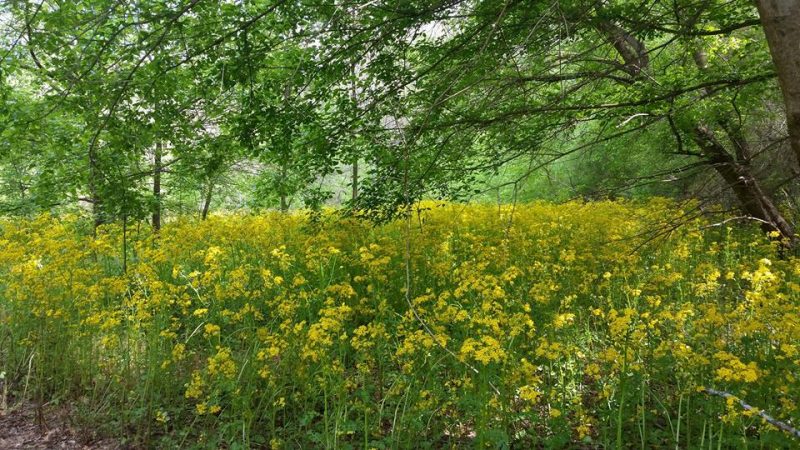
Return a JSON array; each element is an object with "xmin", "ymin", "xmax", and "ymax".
[{"xmin": 0, "ymin": 402, "xmax": 120, "ymax": 450}]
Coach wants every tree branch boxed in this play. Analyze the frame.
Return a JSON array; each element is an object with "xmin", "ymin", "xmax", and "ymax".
[{"xmin": 702, "ymin": 388, "xmax": 800, "ymax": 440}]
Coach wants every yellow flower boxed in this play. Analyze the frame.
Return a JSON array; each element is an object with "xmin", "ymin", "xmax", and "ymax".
[
  {"xmin": 518, "ymin": 385, "xmax": 540, "ymax": 404},
  {"xmin": 203, "ymin": 323, "xmax": 221, "ymax": 337},
  {"xmin": 554, "ymin": 313, "xmax": 575, "ymax": 329},
  {"xmin": 207, "ymin": 346, "xmax": 237, "ymax": 379},
  {"xmin": 185, "ymin": 372, "xmax": 204, "ymax": 399},
  {"xmin": 172, "ymin": 343, "xmax": 186, "ymax": 362},
  {"xmin": 155, "ymin": 410, "xmax": 169, "ymax": 424}
]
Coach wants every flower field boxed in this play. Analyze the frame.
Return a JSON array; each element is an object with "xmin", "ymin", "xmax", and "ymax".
[{"xmin": 1, "ymin": 200, "xmax": 799, "ymax": 448}]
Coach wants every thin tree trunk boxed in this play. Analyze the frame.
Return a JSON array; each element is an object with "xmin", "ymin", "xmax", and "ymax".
[
  {"xmin": 280, "ymin": 80, "xmax": 292, "ymax": 213},
  {"xmin": 350, "ymin": 53, "xmax": 359, "ymax": 203},
  {"xmin": 279, "ymin": 164, "xmax": 288, "ymax": 212},
  {"xmin": 89, "ymin": 147, "xmax": 102, "ymax": 235},
  {"xmin": 280, "ymin": 193, "xmax": 288, "ymax": 212},
  {"xmin": 352, "ymin": 159, "xmax": 358, "ymax": 201},
  {"xmin": 694, "ymin": 43, "xmax": 795, "ymax": 241},
  {"xmin": 755, "ymin": 0, "xmax": 800, "ymax": 166},
  {"xmin": 596, "ymin": 21, "xmax": 649, "ymax": 77},
  {"xmin": 597, "ymin": 19, "xmax": 797, "ymax": 243},
  {"xmin": 122, "ymin": 214, "xmax": 128, "ymax": 273},
  {"xmin": 201, "ymin": 181, "xmax": 213, "ymax": 220},
  {"xmin": 152, "ymin": 142, "xmax": 162, "ymax": 232},
  {"xmin": 693, "ymin": 125, "xmax": 795, "ymax": 239}
]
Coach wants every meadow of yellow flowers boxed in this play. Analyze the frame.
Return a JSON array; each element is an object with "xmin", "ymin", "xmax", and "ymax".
[{"xmin": 1, "ymin": 199, "xmax": 798, "ymax": 448}]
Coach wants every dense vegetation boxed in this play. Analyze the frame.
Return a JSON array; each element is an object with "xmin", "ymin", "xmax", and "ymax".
[
  {"xmin": 1, "ymin": 201, "xmax": 798, "ymax": 448},
  {"xmin": 1, "ymin": 0, "xmax": 799, "ymax": 229},
  {"xmin": 2, "ymin": 0, "xmax": 800, "ymax": 448}
]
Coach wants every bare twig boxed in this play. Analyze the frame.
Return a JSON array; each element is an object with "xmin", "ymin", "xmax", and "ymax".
[
  {"xmin": 698, "ymin": 215, "xmax": 771, "ymax": 230},
  {"xmin": 702, "ymin": 387, "xmax": 800, "ymax": 439}
]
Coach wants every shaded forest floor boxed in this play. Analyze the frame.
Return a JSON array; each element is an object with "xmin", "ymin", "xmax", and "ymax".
[{"xmin": 0, "ymin": 402, "xmax": 119, "ymax": 450}]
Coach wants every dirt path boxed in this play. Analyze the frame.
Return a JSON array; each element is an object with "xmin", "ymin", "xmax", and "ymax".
[{"xmin": 0, "ymin": 403, "xmax": 119, "ymax": 449}]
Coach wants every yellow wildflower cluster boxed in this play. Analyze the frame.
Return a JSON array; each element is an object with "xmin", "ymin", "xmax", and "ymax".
[{"xmin": 0, "ymin": 200, "xmax": 798, "ymax": 447}]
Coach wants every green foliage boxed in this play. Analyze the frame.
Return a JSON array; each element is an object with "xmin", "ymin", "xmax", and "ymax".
[{"xmin": 0, "ymin": 0, "xmax": 793, "ymax": 221}]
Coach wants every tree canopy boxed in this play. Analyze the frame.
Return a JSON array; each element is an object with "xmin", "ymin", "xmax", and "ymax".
[{"xmin": 1, "ymin": 0, "xmax": 800, "ymax": 237}]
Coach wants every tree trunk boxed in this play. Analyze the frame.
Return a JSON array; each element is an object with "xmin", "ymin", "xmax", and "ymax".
[
  {"xmin": 152, "ymin": 142, "xmax": 162, "ymax": 232},
  {"xmin": 280, "ymin": 193, "xmax": 288, "ymax": 212},
  {"xmin": 756, "ymin": 0, "xmax": 800, "ymax": 166},
  {"xmin": 596, "ymin": 20, "xmax": 649, "ymax": 77},
  {"xmin": 693, "ymin": 125, "xmax": 796, "ymax": 239},
  {"xmin": 122, "ymin": 214, "xmax": 128, "ymax": 273},
  {"xmin": 350, "ymin": 55, "xmax": 359, "ymax": 203},
  {"xmin": 88, "ymin": 147, "xmax": 102, "ymax": 235},
  {"xmin": 597, "ymin": 19, "xmax": 796, "ymax": 243},
  {"xmin": 201, "ymin": 181, "xmax": 213, "ymax": 220},
  {"xmin": 279, "ymin": 164, "xmax": 288, "ymax": 212},
  {"xmin": 352, "ymin": 159, "xmax": 358, "ymax": 201}
]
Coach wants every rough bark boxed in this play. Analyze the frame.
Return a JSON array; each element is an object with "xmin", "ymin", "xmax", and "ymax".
[
  {"xmin": 756, "ymin": 0, "xmax": 800, "ymax": 166},
  {"xmin": 152, "ymin": 142, "xmax": 162, "ymax": 232},
  {"xmin": 597, "ymin": 21, "xmax": 650, "ymax": 77}
]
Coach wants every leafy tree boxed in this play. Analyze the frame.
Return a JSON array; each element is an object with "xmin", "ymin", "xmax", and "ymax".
[
  {"xmin": 328, "ymin": 0, "xmax": 798, "ymax": 239},
  {"xmin": 1, "ymin": 0, "xmax": 800, "ymax": 244}
]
